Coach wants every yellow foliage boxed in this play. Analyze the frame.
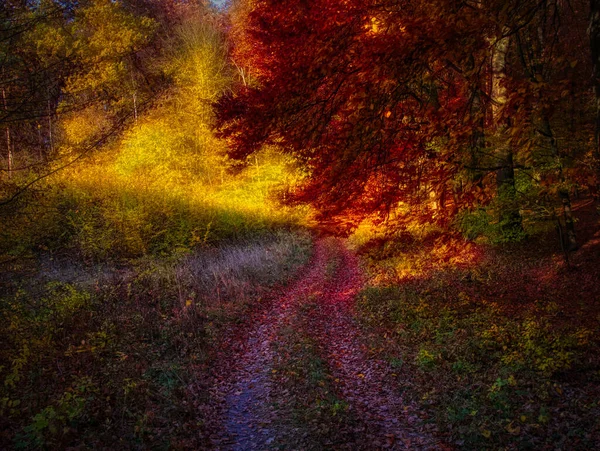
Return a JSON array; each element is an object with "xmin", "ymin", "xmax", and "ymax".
[
  {"xmin": 43, "ymin": 8, "xmax": 306, "ymax": 261},
  {"xmin": 61, "ymin": 105, "xmax": 110, "ymax": 145},
  {"xmin": 66, "ymin": 0, "xmax": 156, "ymax": 95}
]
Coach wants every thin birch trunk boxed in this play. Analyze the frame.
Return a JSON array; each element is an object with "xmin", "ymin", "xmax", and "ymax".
[
  {"xmin": 492, "ymin": 34, "xmax": 523, "ymax": 236},
  {"xmin": 1, "ymin": 85, "xmax": 12, "ymax": 178},
  {"xmin": 590, "ymin": 0, "xmax": 600, "ymax": 204}
]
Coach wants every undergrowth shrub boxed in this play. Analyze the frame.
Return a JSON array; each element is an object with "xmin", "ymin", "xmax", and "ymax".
[
  {"xmin": 355, "ymin": 226, "xmax": 600, "ymax": 448},
  {"xmin": 0, "ymin": 230, "xmax": 312, "ymax": 449},
  {"xmin": 358, "ymin": 284, "xmax": 598, "ymax": 447},
  {"xmin": 455, "ymin": 207, "xmax": 528, "ymax": 244},
  {"xmin": 15, "ymin": 376, "xmax": 96, "ymax": 450}
]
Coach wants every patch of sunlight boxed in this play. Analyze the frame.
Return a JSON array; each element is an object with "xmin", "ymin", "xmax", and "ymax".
[{"xmin": 41, "ymin": 13, "xmax": 308, "ymax": 260}]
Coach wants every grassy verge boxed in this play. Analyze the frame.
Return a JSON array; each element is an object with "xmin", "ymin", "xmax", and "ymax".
[
  {"xmin": 354, "ymin": 226, "xmax": 600, "ymax": 449},
  {"xmin": 0, "ymin": 230, "xmax": 312, "ymax": 449}
]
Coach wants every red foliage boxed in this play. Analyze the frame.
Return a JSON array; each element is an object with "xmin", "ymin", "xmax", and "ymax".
[
  {"xmin": 216, "ymin": 1, "xmax": 465, "ymax": 226},
  {"xmin": 216, "ymin": 0, "xmax": 593, "ymax": 232}
]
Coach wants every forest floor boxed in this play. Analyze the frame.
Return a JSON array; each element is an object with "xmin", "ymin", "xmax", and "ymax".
[
  {"xmin": 2, "ymin": 201, "xmax": 599, "ymax": 449},
  {"xmin": 352, "ymin": 199, "xmax": 600, "ymax": 449},
  {"xmin": 199, "ymin": 200, "xmax": 600, "ymax": 450},
  {"xmin": 206, "ymin": 238, "xmax": 443, "ymax": 450}
]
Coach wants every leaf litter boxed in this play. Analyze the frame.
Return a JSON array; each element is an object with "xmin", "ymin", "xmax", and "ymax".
[{"xmin": 207, "ymin": 238, "xmax": 444, "ymax": 449}]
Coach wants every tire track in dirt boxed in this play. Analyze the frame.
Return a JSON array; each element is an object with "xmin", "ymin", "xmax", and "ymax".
[{"xmin": 212, "ymin": 240, "xmax": 330, "ymax": 449}]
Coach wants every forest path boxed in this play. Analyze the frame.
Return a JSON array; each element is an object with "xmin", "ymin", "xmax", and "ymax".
[{"xmin": 211, "ymin": 238, "xmax": 440, "ymax": 450}]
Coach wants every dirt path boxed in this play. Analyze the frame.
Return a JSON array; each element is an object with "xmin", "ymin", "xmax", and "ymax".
[{"xmin": 211, "ymin": 238, "xmax": 440, "ymax": 449}]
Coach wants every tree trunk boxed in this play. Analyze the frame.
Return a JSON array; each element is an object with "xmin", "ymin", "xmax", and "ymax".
[
  {"xmin": 469, "ymin": 87, "xmax": 486, "ymax": 186},
  {"xmin": 466, "ymin": 49, "xmax": 486, "ymax": 185},
  {"xmin": 4, "ymin": 126, "xmax": 11, "ymax": 177},
  {"xmin": 507, "ymin": 8, "xmax": 579, "ymax": 251},
  {"xmin": 590, "ymin": 0, "xmax": 600, "ymax": 203},
  {"xmin": 516, "ymin": 13, "xmax": 578, "ymax": 251},
  {"xmin": 1, "ymin": 86, "xmax": 12, "ymax": 178},
  {"xmin": 493, "ymin": 34, "xmax": 523, "ymax": 237},
  {"xmin": 133, "ymin": 92, "xmax": 138, "ymax": 123},
  {"xmin": 540, "ymin": 116, "xmax": 578, "ymax": 250},
  {"xmin": 47, "ymin": 89, "xmax": 54, "ymax": 156},
  {"xmin": 496, "ymin": 151, "xmax": 523, "ymax": 237}
]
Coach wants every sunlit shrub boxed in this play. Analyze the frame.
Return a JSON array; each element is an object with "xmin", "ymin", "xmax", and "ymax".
[{"xmin": 61, "ymin": 105, "xmax": 110, "ymax": 145}]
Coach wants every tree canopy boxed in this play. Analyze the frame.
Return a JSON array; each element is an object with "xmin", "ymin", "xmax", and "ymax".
[{"xmin": 217, "ymin": 0, "xmax": 593, "ymax": 241}]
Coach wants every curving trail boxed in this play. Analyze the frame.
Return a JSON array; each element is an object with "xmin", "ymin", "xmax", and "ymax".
[{"xmin": 211, "ymin": 238, "xmax": 441, "ymax": 450}]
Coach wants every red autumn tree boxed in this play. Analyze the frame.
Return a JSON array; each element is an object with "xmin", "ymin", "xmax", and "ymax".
[
  {"xmin": 218, "ymin": 0, "xmax": 475, "ymax": 226},
  {"xmin": 217, "ymin": 0, "xmax": 592, "ymax": 236}
]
